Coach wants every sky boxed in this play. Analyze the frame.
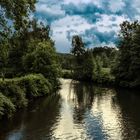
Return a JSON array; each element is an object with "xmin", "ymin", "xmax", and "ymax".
[{"xmin": 35, "ymin": 0, "xmax": 140, "ymax": 53}]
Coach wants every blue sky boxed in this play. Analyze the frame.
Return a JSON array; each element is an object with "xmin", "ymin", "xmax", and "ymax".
[{"xmin": 35, "ymin": 0, "xmax": 140, "ymax": 53}]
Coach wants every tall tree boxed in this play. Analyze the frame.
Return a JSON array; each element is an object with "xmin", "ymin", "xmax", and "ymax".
[
  {"xmin": 0, "ymin": 1, "xmax": 37, "ymax": 78},
  {"xmin": 112, "ymin": 21, "xmax": 140, "ymax": 87},
  {"xmin": 129, "ymin": 25, "xmax": 140, "ymax": 87},
  {"xmin": 71, "ymin": 35, "xmax": 85, "ymax": 56},
  {"xmin": 0, "ymin": 0, "xmax": 36, "ymax": 32}
]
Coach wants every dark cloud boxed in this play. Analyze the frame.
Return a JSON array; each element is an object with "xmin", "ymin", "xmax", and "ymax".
[{"xmin": 82, "ymin": 28, "xmax": 118, "ymax": 47}]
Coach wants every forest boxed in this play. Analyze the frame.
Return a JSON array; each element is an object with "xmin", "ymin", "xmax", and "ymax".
[{"xmin": 0, "ymin": 1, "xmax": 140, "ymax": 120}]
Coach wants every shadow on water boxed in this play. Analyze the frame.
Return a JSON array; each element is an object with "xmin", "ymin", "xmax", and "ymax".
[
  {"xmin": 1, "ymin": 79, "xmax": 140, "ymax": 140},
  {"xmin": 0, "ymin": 93, "xmax": 61, "ymax": 140},
  {"xmin": 113, "ymin": 88, "xmax": 140, "ymax": 140}
]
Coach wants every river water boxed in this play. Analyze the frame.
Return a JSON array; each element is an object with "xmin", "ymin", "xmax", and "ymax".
[{"xmin": 0, "ymin": 79, "xmax": 140, "ymax": 140}]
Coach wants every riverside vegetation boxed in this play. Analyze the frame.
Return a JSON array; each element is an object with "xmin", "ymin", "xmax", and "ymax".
[
  {"xmin": 0, "ymin": 1, "xmax": 60, "ymax": 119},
  {"xmin": 0, "ymin": 1, "xmax": 140, "ymax": 120},
  {"xmin": 60, "ymin": 21, "xmax": 140, "ymax": 88}
]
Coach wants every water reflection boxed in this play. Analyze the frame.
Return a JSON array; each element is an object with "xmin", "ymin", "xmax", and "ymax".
[
  {"xmin": 0, "ymin": 79, "xmax": 140, "ymax": 140},
  {"xmin": 0, "ymin": 93, "xmax": 61, "ymax": 140}
]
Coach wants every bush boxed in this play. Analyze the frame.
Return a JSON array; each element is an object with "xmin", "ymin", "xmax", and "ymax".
[
  {"xmin": 0, "ymin": 74, "xmax": 55, "ymax": 118},
  {"xmin": 20, "ymin": 74, "xmax": 52, "ymax": 98},
  {"xmin": 0, "ymin": 81, "xmax": 27, "ymax": 108},
  {"xmin": 62, "ymin": 69, "xmax": 73, "ymax": 79},
  {"xmin": 0, "ymin": 92, "xmax": 15, "ymax": 119}
]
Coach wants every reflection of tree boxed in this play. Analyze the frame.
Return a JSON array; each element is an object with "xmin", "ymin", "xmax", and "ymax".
[
  {"xmin": 113, "ymin": 89, "xmax": 140, "ymax": 140},
  {"xmin": 0, "ymin": 93, "xmax": 61, "ymax": 140},
  {"xmin": 71, "ymin": 81, "xmax": 95, "ymax": 124}
]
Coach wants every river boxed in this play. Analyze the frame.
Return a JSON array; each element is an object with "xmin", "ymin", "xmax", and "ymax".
[{"xmin": 0, "ymin": 79, "xmax": 140, "ymax": 140}]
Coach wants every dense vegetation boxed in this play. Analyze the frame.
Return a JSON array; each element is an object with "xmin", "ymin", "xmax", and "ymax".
[
  {"xmin": 59, "ymin": 21, "xmax": 140, "ymax": 88},
  {"xmin": 0, "ymin": 1, "xmax": 60, "ymax": 119},
  {"xmin": 0, "ymin": 74, "xmax": 53, "ymax": 119},
  {"xmin": 59, "ymin": 35, "xmax": 117, "ymax": 85},
  {"xmin": 0, "ymin": 0, "xmax": 140, "ymax": 120},
  {"xmin": 112, "ymin": 21, "xmax": 140, "ymax": 88}
]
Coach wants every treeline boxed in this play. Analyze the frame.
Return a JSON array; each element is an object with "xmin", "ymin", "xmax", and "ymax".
[
  {"xmin": 0, "ymin": 1, "xmax": 60, "ymax": 119},
  {"xmin": 59, "ymin": 44, "xmax": 117, "ymax": 84},
  {"xmin": 60, "ymin": 21, "xmax": 140, "ymax": 88}
]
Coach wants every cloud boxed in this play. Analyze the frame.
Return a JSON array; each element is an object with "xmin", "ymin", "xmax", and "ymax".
[
  {"xmin": 51, "ymin": 15, "xmax": 94, "ymax": 52},
  {"xmin": 109, "ymin": 0, "xmax": 125, "ymax": 13},
  {"xmin": 35, "ymin": 4, "xmax": 65, "ymax": 23},
  {"xmin": 35, "ymin": 0, "xmax": 140, "ymax": 52}
]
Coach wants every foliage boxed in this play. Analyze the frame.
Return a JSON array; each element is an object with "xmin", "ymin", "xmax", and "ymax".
[
  {"xmin": 0, "ymin": 0, "xmax": 36, "ymax": 79},
  {"xmin": 71, "ymin": 35, "xmax": 85, "ymax": 56},
  {"xmin": 0, "ymin": 92, "xmax": 15, "ymax": 119},
  {"xmin": 62, "ymin": 69, "xmax": 73, "ymax": 79},
  {"xmin": 58, "ymin": 53, "xmax": 74, "ymax": 70},
  {"xmin": 20, "ymin": 74, "xmax": 52, "ymax": 98},
  {"xmin": 0, "ymin": 74, "xmax": 54, "ymax": 118},
  {"xmin": 69, "ymin": 36, "xmax": 116, "ymax": 84},
  {"xmin": 112, "ymin": 21, "xmax": 140, "ymax": 88},
  {"xmin": 22, "ymin": 40, "xmax": 61, "ymax": 86},
  {"xmin": 0, "ymin": 0, "xmax": 36, "ymax": 32},
  {"xmin": 0, "ymin": 0, "xmax": 61, "ymax": 120}
]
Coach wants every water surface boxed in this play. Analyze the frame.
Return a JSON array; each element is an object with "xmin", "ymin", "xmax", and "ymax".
[{"xmin": 0, "ymin": 79, "xmax": 140, "ymax": 140}]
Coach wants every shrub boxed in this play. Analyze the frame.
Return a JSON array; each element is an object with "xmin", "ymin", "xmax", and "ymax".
[
  {"xmin": 0, "ymin": 92, "xmax": 15, "ymax": 119},
  {"xmin": 0, "ymin": 81, "xmax": 27, "ymax": 108},
  {"xmin": 20, "ymin": 74, "xmax": 52, "ymax": 98},
  {"xmin": 0, "ymin": 74, "xmax": 55, "ymax": 118}
]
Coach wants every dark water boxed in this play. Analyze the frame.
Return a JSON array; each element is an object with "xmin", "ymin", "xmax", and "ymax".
[{"xmin": 0, "ymin": 79, "xmax": 140, "ymax": 140}]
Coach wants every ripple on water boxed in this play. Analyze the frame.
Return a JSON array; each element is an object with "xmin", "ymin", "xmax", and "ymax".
[{"xmin": 1, "ymin": 79, "xmax": 140, "ymax": 140}]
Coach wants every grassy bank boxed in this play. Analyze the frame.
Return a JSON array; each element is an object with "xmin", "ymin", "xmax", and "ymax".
[
  {"xmin": 62, "ymin": 68, "xmax": 115, "ymax": 86},
  {"xmin": 0, "ymin": 74, "xmax": 57, "ymax": 119}
]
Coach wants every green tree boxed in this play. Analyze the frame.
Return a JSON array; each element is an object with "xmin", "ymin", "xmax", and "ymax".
[
  {"xmin": 71, "ymin": 35, "xmax": 85, "ymax": 56},
  {"xmin": 129, "ymin": 25, "xmax": 140, "ymax": 87},
  {"xmin": 82, "ymin": 51, "xmax": 96, "ymax": 81},
  {"xmin": 22, "ymin": 40, "xmax": 60, "ymax": 86},
  {"xmin": 0, "ymin": 0, "xmax": 36, "ymax": 78},
  {"xmin": 0, "ymin": 0, "xmax": 36, "ymax": 32},
  {"xmin": 112, "ymin": 21, "xmax": 140, "ymax": 87}
]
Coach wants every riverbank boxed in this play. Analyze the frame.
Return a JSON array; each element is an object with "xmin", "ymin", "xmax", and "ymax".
[
  {"xmin": 62, "ymin": 69, "xmax": 140, "ymax": 89},
  {"xmin": 0, "ymin": 74, "xmax": 59, "ymax": 119},
  {"xmin": 62, "ymin": 68, "xmax": 115, "ymax": 86}
]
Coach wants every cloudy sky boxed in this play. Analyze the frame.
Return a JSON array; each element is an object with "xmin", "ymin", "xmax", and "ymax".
[{"xmin": 35, "ymin": 0, "xmax": 140, "ymax": 53}]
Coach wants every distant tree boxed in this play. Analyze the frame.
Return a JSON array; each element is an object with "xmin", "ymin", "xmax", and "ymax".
[
  {"xmin": 71, "ymin": 35, "xmax": 85, "ymax": 56},
  {"xmin": 95, "ymin": 56, "xmax": 102, "ymax": 78},
  {"xmin": 82, "ymin": 51, "xmax": 96, "ymax": 81}
]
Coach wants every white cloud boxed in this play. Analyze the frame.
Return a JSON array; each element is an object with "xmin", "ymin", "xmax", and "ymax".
[
  {"xmin": 109, "ymin": 0, "xmax": 125, "ymax": 13},
  {"xmin": 52, "ymin": 15, "xmax": 94, "ymax": 33},
  {"xmin": 63, "ymin": 0, "xmax": 101, "ymax": 7},
  {"xmin": 35, "ymin": 0, "xmax": 140, "ymax": 52},
  {"xmin": 51, "ymin": 15, "xmax": 94, "ymax": 52},
  {"xmin": 36, "ymin": 4, "xmax": 65, "ymax": 17},
  {"xmin": 95, "ymin": 14, "xmax": 129, "ymax": 32},
  {"xmin": 132, "ymin": 0, "xmax": 140, "ymax": 13}
]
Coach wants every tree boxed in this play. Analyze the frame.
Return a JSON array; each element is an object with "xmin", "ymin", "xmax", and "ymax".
[
  {"xmin": 71, "ymin": 35, "xmax": 85, "ymax": 56},
  {"xmin": 0, "ymin": 0, "xmax": 36, "ymax": 32},
  {"xmin": 112, "ymin": 21, "xmax": 140, "ymax": 87},
  {"xmin": 0, "ymin": 0, "xmax": 36, "ymax": 79},
  {"xmin": 81, "ymin": 51, "xmax": 96, "ymax": 81},
  {"xmin": 22, "ymin": 40, "xmax": 60, "ymax": 86},
  {"xmin": 129, "ymin": 25, "xmax": 140, "ymax": 87}
]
